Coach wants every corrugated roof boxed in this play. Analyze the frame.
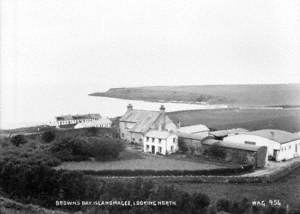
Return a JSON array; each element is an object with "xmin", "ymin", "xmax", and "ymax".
[
  {"xmin": 250, "ymin": 129, "xmax": 300, "ymax": 144},
  {"xmin": 145, "ymin": 130, "xmax": 172, "ymax": 139},
  {"xmin": 178, "ymin": 124, "xmax": 209, "ymax": 134},
  {"xmin": 202, "ymin": 139, "xmax": 263, "ymax": 152}
]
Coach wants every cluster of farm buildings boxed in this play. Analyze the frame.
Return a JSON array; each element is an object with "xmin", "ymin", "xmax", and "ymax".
[{"xmin": 54, "ymin": 104, "xmax": 300, "ymax": 168}]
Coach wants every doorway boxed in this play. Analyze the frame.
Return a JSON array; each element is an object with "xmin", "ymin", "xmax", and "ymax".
[{"xmin": 151, "ymin": 145, "xmax": 155, "ymax": 154}]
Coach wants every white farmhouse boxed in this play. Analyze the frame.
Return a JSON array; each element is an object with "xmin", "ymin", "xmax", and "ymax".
[
  {"xmin": 224, "ymin": 129, "xmax": 300, "ymax": 161},
  {"xmin": 143, "ymin": 130, "xmax": 178, "ymax": 155}
]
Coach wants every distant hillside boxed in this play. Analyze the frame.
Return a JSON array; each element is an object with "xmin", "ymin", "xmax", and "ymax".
[{"xmin": 90, "ymin": 84, "xmax": 300, "ymax": 107}]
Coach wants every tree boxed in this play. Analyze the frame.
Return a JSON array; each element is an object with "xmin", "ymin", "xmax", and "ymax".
[
  {"xmin": 216, "ymin": 198, "xmax": 231, "ymax": 212},
  {"xmin": 10, "ymin": 135, "xmax": 27, "ymax": 147},
  {"xmin": 41, "ymin": 130, "xmax": 56, "ymax": 143},
  {"xmin": 193, "ymin": 192, "xmax": 210, "ymax": 209}
]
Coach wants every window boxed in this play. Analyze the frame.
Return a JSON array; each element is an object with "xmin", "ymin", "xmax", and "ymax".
[
  {"xmin": 152, "ymin": 138, "xmax": 155, "ymax": 142},
  {"xmin": 159, "ymin": 147, "xmax": 162, "ymax": 153},
  {"xmin": 245, "ymin": 141, "xmax": 256, "ymax": 145},
  {"xmin": 121, "ymin": 133, "xmax": 124, "ymax": 137},
  {"xmin": 146, "ymin": 145, "xmax": 149, "ymax": 150},
  {"xmin": 159, "ymin": 138, "xmax": 162, "ymax": 143},
  {"xmin": 171, "ymin": 146, "xmax": 174, "ymax": 152},
  {"xmin": 146, "ymin": 137, "xmax": 149, "ymax": 141},
  {"xmin": 173, "ymin": 138, "xmax": 176, "ymax": 143},
  {"xmin": 289, "ymin": 145, "xmax": 291, "ymax": 150}
]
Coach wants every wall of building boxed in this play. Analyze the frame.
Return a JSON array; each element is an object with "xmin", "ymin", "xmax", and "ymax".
[
  {"xmin": 224, "ymin": 135, "xmax": 280, "ymax": 158},
  {"xmin": 178, "ymin": 137, "xmax": 203, "ymax": 154},
  {"xmin": 143, "ymin": 134, "xmax": 178, "ymax": 155},
  {"xmin": 278, "ymin": 139, "xmax": 300, "ymax": 161},
  {"xmin": 201, "ymin": 144, "xmax": 267, "ymax": 167},
  {"xmin": 119, "ymin": 121, "xmax": 134, "ymax": 142},
  {"xmin": 130, "ymin": 132, "xmax": 144, "ymax": 144}
]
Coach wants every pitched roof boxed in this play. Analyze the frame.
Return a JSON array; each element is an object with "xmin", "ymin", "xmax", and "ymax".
[
  {"xmin": 250, "ymin": 129, "xmax": 300, "ymax": 144},
  {"xmin": 178, "ymin": 124, "xmax": 209, "ymax": 134},
  {"xmin": 56, "ymin": 115, "xmax": 73, "ymax": 121},
  {"xmin": 202, "ymin": 138, "xmax": 263, "ymax": 152},
  {"xmin": 120, "ymin": 109, "xmax": 162, "ymax": 133},
  {"xmin": 177, "ymin": 132, "xmax": 203, "ymax": 141},
  {"xmin": 56, "ymin": 113, "xmax": 101, "ymax": 121},
  {"xmin": 145, "ymin": 130, "xmax": 173, "ymax": 139},
  {"xmin": 209, "ymin": 128, "xmax": 248, "ymax": 138},
  {"xmin": 74, "ymin": 118, "xmax": 112, "ymax": 128},
  {"xmin": 120, "ymin": 110, "xmax": 159, "ymax": 123}
]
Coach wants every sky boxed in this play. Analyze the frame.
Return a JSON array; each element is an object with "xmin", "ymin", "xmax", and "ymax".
[
  {"xmin": 1, "ymin": 0, "xmax": 300, "ymax": 94},
  {"xmin": 1, "ymin": 0, "xmax": 300, "ymax": 128}
]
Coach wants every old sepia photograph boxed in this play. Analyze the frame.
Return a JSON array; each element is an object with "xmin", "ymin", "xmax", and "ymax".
[{"xmin": 1, "ymin": 0, "xmax": 300, "ymax": 213}]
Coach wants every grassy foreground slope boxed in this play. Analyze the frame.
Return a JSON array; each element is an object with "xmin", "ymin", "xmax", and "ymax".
[
  {"xmin": 90, "ymin": 84, "xmax": 300, "ymax": 106},
  {"xmin": 171, "ymin": 166, "xmax": 300, "ymax": 210}
]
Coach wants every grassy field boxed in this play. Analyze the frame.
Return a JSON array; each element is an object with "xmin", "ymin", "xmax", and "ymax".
[
  {"xmin": 55, "ymin": 149, "xmax": 226, "ymax": 171},
  {"xmin": 167, "ymin": 108, "xmax": 300, "ymax": 132},
  {"xmin": 90, "ymin": 83, "xmax": 300, "ymax": 106},
  {"xmin": 168, "ymin": 167, "xmax": 300, "ymax": 210}
]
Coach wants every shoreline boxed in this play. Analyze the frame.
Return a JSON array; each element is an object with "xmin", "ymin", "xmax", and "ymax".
[{"xmin": 90, "ymin": 94, "xmax": 300, "ymax": 110}]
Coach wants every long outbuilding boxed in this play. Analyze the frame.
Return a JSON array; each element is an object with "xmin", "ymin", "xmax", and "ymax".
[{"xmin": 224, "ymin": 129, "xmax": 300, "ymax": 161}]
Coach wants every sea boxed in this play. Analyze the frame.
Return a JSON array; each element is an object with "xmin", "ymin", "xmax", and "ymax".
[{"xmin": 0, "ymin": 86, "xmax": 227, "ymax": 129}]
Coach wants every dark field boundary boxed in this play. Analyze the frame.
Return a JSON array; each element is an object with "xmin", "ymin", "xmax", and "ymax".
[
  {"xmin": 69, "ymin": 164, "xmax": 253, "ymax": 177},
  {"xmin": 89, "ymin": 159, "xmax": 300, "ymax": 184}
]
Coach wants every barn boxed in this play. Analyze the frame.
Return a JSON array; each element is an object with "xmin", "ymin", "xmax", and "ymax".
[{"xmin": 202, "ymin": 138, "xmax": 268, "ymax": 168}]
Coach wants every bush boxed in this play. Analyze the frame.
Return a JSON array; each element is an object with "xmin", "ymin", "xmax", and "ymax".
[
  {"xmin": 50, "ymin": 136, "xmax": 125, "ymax": 161},
  {"xmin": 87, "ymin": 127, "xmax": 99, "ymax": 136},
  {"xmin": 41, "ymin": 131, "xmax": 56, "ymax": 143},
  {"xmin": 50, "ymin": 137, "xmax": 89, "ymax": 161},
  {"xmin": 10, "ymin": 135, "xmax": 27, "ymax": 147},
  {"xmin": 192, "ymin": 192, "xmax": 210, "ymax": 209},
  {"xmin": 216, "ymin": 198, "xmax": 231, "ymax": 212}
]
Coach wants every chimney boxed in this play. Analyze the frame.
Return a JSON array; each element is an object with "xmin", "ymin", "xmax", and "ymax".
[
  {"xmin": 159, "ymin": 105, "xmax": 166, "ymax": 130},
  {"xmin": 270, "ymin": 131, "xmax": 275, "ymax": 140},
  {"xmin": 160, "ymin": 105, "xmax": 166, "ymax": 113},
  {"xmin": 127, "ymin": 104, "xmax": 133, "ymax": 112},
  {"xmin": 177, "ymin": 121, "xmax": 181, "ymax": 128}
]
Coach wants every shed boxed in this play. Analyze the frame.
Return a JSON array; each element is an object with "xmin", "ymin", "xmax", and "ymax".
[{"xmin": 202, "ymin": 138, "xmax": 267, "ymax": 168}]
